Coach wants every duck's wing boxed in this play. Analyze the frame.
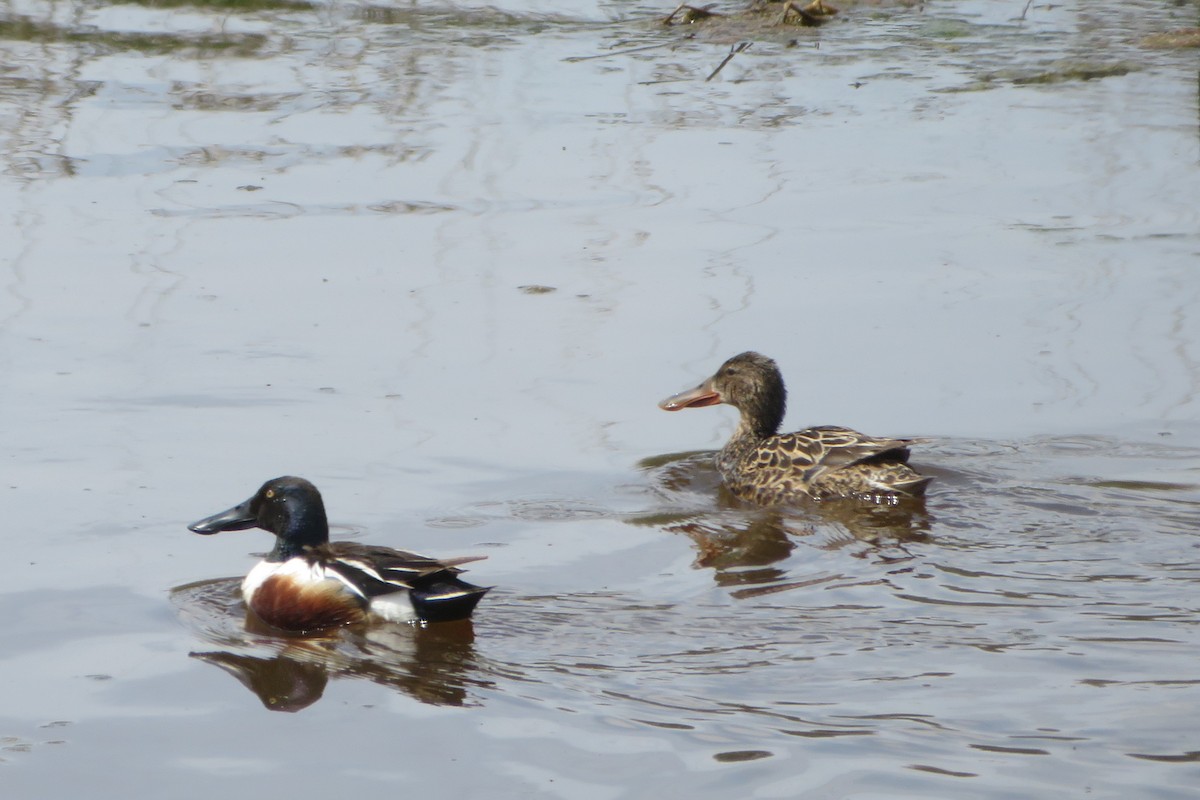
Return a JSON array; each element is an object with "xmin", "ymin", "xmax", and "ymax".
[
  {"xmin": 318, "ymin": 543, "xmax": 487, "ymax": 599},
  {"xmin": 753, "ymin": 426, "xmax": 917, "ymax": 478},
  {"xmin": 800, "ymin": 426, "xmax": 917, "ymax": 468}
]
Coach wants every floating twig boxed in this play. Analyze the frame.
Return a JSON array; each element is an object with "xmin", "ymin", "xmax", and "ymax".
[
  {"xmin": 663, "ymin": 2, "xmax": 687, "ymax": 24},
  {"xmin": 706, "ymin": 41, "xmax": 752, "ymax": 82},
  {"xmin": 663, "ymin": 3, "xmax": 722, "ymax": 25},
  {"xmin": 779, "ymin": 0, "xmax": 838, "ymax": 26},
  {"xmin": 564, "ymin": 40, "xmax": 683, "ymax": 63}
]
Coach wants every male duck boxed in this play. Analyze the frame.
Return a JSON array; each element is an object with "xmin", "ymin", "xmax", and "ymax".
[
  {"xmin": 188, "ymin": 476, "xmax": 489, "ymax": 633},
  {"xmin": 659, "ymin": 352, "xmax": 931, "ymax": 504}
]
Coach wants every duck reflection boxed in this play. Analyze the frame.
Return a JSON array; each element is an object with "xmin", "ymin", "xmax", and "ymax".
[
  {"xmin": 172, "ymin": 579, "xmax": 486, "ymax": 712},
  {"xmin": 192, "ymin": 650, "xmax": 329, "ymax": 712},
  {"xmin": 634, "ymin": 451, "xmax": 931, "ymax": 586}
]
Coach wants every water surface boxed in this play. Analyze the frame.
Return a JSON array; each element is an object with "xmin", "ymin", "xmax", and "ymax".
[{"xmin": 1, "ymin": 0, "xmax": 1198, "ymax": 796}]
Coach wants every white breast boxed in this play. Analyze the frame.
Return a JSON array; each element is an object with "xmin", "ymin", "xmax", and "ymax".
[
  {"xmin": 242, "ymin": 558, "xmax": 417, "ymax": 623},
  {"xmin": 242, "ymin": 559, "xmax": 351, "ymax": 604}
]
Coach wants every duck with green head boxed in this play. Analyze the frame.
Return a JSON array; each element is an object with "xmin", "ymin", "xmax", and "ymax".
[{"xmin": 189, "ymin": 476, "xmax": 489, "ymax": 633}]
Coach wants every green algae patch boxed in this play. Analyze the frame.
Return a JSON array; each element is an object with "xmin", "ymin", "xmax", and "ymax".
[
  {"xmin": 0, "ymin": 14, "xmax": 266, "ymax": 55},
  {"xmin": 1141, "ymin": 28, "xmax": 1200, "ymax": 49},
  {"xmin": 1003, "ymin": 61, "xmax": 1136, "ymax": 85},
  {"xmin": 119, "ymin": 0, "xmax": 316, "ymax": 10},
  {"xmin": 966, "ymin": 60, "xmax": 1137, "ymax": 88}
]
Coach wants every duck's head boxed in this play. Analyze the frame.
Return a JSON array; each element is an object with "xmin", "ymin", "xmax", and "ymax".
[
  {"xmin": 188, "ymin": 476, "xmax": 330, "ymax": 553},
  {"xmin": 658, "ymin": 351, "xmax": 787, "ymax": 437}
]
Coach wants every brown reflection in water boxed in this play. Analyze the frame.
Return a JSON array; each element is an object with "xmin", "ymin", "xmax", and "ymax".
[
  {"xmin": 193, "ymin": 651, "xmax": 329, "ymax": 712},
  {"xmin": 635, "ymin": 451, "xmax": 931, "ymax": 590},
  {"xmin": 171, "ymin": 579, "xmax": 487, "ymax": 712}
]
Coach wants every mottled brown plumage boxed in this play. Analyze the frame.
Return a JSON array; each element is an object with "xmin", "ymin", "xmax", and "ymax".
[{"xmin": 659, "ymin": 352, "xmax": 931, "ymax": 503}]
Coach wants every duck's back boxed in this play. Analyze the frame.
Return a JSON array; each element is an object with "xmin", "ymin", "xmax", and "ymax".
[
  {"xmin": 718, "ymin": 425, "xmax": 930, "ymax": 503},
  {"xmin": 323, "ymin": 543, "xmax": 491, "ymax": 624}
]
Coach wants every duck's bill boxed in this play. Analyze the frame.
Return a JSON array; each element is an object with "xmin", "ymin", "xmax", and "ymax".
[
  {"xmin": 188, "ymin": 499, "xmax": 257, "ymax": 534},
  {"xmin": 658, "ymin": 381, "xmax": 723, "ymax": 411}
]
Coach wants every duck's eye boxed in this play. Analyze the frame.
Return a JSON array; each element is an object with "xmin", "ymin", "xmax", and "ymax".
[{"xmin": 265, "ymin": 489, "xmax": 275, "ymax": 499}]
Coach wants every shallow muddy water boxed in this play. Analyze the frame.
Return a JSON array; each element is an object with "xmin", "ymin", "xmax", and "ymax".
[{"xmin": 2, "ymin": 0, "xmax": 1199, "ymax": 796}]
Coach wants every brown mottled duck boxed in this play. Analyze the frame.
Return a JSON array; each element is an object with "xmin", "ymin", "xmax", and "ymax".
[{"xmin": 659, "ymin": 352, "xmax": 931, "ymax": 504}]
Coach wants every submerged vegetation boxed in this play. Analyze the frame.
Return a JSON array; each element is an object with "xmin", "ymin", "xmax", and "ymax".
[
  {"xmin": 663, "ymin": 0, "xmax": 841, "ymax": 28},
  {"xmin": 0, "ymin": 14, "xmax": 266, "ymax": 55},
  {"xmin": 115, "ymin": 0, "xmax": 316, "ymax": 11}
]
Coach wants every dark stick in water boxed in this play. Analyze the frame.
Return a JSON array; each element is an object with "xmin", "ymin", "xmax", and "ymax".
[{"xmin": 706, "ymin": 41, "xmax": 752, "ymax": 82}]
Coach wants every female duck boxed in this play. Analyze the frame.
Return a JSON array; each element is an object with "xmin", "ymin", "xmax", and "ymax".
[
  {"xmin": 659, "ymin": 352, "xmax": 931, "ymax": 504},
  {"xmin": 188, "ymin": 476, "xmax": 489, "ymax": 632}
]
